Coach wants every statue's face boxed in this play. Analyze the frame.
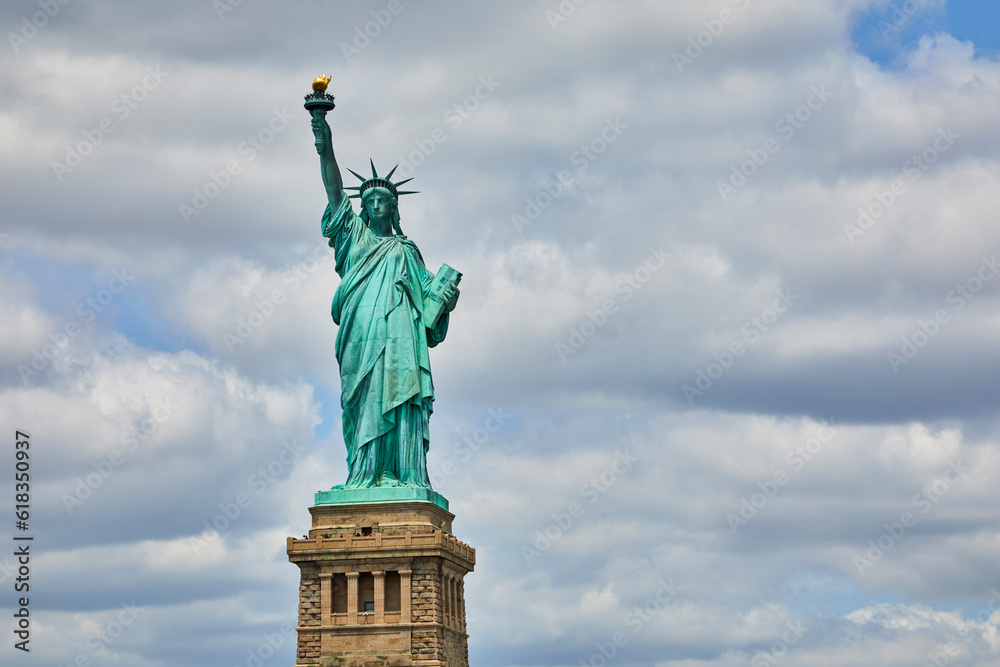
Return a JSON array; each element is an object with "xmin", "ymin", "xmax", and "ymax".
[{"xmin": 364, "ymin": 189, "xmax": 394, "ymax": 225}]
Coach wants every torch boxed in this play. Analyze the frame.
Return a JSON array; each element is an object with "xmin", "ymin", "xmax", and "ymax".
[{"xmin": 304, "ymin": 75, "xmax": 336, "ymax": 149}]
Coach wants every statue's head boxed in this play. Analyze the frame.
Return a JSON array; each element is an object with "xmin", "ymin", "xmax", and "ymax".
[
  {"xmin": 360, "ymin": 186, "xmax": 400, "ymax": 233},
  {"xmin": 347, "ymin": 160, "xmax": 418, "ymax": 236}
]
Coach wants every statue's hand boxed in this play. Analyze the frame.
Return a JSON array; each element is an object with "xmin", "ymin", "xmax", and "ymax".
[
  {"xmin": 443, "ymin": 286, "xmax": 460, "ymax": 313},
  {"xmin": 311, "ymin": 112, "xmax": 331, "ymax": 156}
]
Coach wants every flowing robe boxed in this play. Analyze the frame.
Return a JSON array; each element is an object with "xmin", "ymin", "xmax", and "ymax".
[{"xmin": 322, "ymin": 195, "xmax": 448, "ymax": 488}]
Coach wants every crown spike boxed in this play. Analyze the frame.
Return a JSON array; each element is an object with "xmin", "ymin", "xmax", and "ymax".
[
  {"xmin": 370, "ymin": 158, "xmax": 378, "ymax": 179},
  {"xmin": 347, "ymin": 168, "xmax": 367, "ymax": 183},
  {"xmin": 393, "ymin": 177, "xmax": 414, "ymax": 187},
  {"xmin": 395, "ymin": 190, "xmax": 419, "ymax": 196},
  {"xmin": 385, "ymin": 165, "xmax": 399, "ymax": 180}
]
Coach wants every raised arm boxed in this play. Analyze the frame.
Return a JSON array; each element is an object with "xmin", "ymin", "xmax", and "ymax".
[{"xmin": 310, "ymin": 110, "xmax": 345, "ymax": 212}]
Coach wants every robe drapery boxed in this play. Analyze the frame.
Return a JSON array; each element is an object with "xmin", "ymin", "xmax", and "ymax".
[{"xmin": 322, "ymin": 194, "xmax": 448, "ymax": 489}]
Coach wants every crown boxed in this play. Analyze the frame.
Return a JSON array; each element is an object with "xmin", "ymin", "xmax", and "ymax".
[{"xmin": 345, "ymin": 159, "xmax": 419, "ymax": 201}]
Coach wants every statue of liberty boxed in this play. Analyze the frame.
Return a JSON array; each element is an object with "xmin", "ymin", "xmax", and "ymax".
[{"xmin": 307, "ymin": 81, "xmax": 459, "ymax": 491}]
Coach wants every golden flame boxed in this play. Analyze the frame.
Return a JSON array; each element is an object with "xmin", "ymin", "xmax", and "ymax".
[{"xmin": 312, "ymin": 75, "xmax": 332, "ymax": 92}]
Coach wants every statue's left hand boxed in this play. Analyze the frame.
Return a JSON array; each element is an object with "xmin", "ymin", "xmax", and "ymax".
[{"xmin": 443, "ymin": 286, "xmax": 460, "ymax": 313}]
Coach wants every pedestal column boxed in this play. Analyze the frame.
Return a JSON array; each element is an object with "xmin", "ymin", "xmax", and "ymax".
[
  {"xmin": 319, "ymin": 573, "xmax": 332, "ymax": 626},
  {"xmin": 346, "ymin": 572, "xmax": 359, "ymax": 625},
  {"xmin": 373, "ymin": 570, "xmax": 385, "ymax": 624},
  {"xmin": 446, "ymin": 574, "xmax": 454, "ymax": 626},
  {"xmin": 458, "ymin": 580, "xmax": 466, "ymax": 631},
  {"xmin": 400, "ymin": 568, "xmax": 412, "ymax": 623}
]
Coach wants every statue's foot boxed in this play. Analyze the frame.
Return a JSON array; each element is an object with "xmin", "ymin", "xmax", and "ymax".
[{"xmin": 376, "ymin": 473, "xmax": 405, "ymax": 487}]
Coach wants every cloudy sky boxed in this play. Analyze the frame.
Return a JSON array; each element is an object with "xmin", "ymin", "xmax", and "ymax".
[{"xmin": 3, "ymin": 0, "xmax": 1000, "ymax": 665}]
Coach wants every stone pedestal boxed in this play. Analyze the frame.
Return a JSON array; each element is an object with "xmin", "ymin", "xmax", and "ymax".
[{"xmin": 288, "ymin": 500, "xmax": 475, "ymax": 667}]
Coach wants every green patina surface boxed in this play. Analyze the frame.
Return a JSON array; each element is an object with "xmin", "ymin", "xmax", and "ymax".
[
  {"xmin": 314, "ymin": 486, "xmax": 449, "ymax": 511},
  {"xmin": 307, "ymin": 90, "xmax": 460, "ymax": 503}
]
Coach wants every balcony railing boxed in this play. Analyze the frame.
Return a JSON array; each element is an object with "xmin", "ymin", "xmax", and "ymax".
[
  {"xmin": 329, "ymin": 611, "xmax": 403, "ymax": 626},
  {"xmin": 288, "ymin": 530, "xmax": 475, "ymax": 562}
]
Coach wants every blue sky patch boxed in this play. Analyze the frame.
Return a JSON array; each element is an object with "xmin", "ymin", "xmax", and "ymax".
[{"xmin": 850, "ymin": 0, "xmax": 1000, "ymax": 67}]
